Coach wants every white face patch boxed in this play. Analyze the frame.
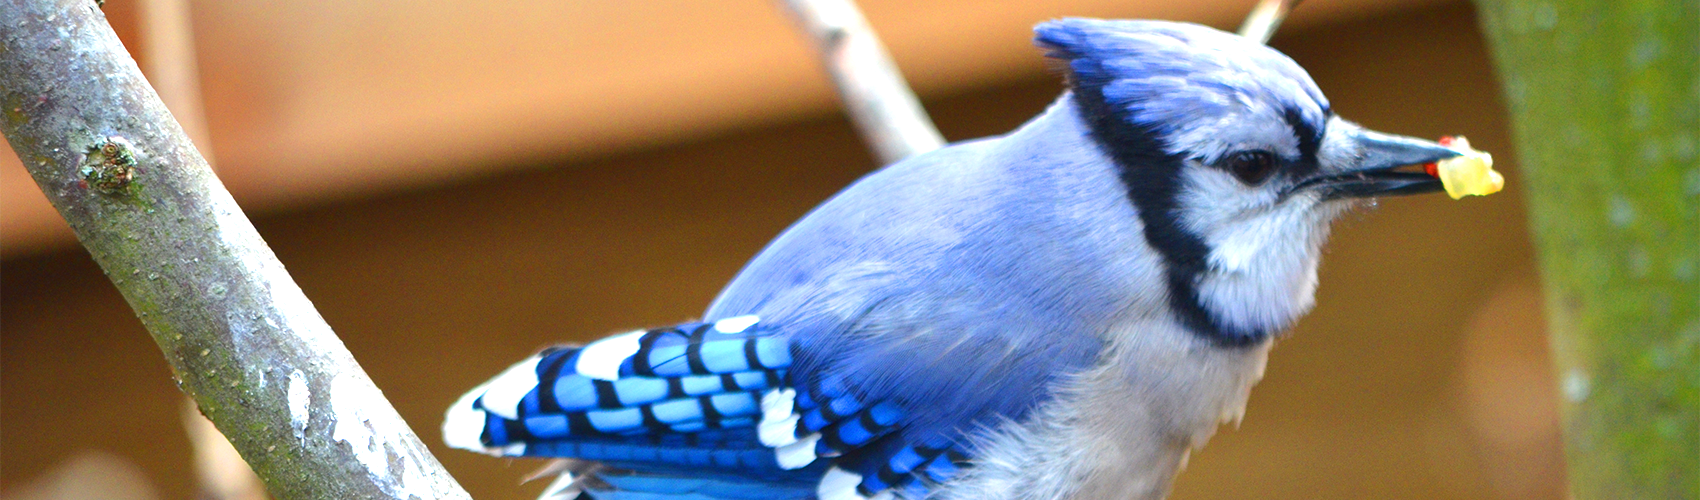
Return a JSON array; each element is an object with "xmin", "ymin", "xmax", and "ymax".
[{"xmin": 1173, "ymin": 161, "xmax": 1348, "ymax": 335}]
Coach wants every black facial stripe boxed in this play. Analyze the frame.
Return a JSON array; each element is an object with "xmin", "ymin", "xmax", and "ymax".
[
  {"xmin": 1282, "ymin": 107, "xmax": 1324, "ymax": 178},
  {"xmin": 1068, "ymin": 75, "xmax": 1271, "ymax": 347}
]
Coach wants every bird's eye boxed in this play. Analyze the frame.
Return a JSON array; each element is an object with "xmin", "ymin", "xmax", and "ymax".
[{"xmin": 1222, "ymin": 150, "xmax": 1278, "ymax": 186}]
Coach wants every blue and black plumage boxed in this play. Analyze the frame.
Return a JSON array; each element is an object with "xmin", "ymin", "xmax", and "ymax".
[{"xmin": 446, "ymin": 18, "xmax": 1467, "ymax": 500}]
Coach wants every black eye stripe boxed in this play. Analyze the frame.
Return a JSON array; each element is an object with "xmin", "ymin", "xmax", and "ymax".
[{"xmin": 1283, "ymin": 107, "xmax": 1324, "ymax": 178}]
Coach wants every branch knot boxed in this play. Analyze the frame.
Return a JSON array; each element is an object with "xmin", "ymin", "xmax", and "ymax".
[{"xmin": 80, "ymin": 136, "xmax": 137, "ymax": 194}]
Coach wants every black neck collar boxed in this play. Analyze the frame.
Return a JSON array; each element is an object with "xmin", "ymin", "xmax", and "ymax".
[{"xmin": 1066, "ymin": 87, "xmax": 1273, "ymax": 347}]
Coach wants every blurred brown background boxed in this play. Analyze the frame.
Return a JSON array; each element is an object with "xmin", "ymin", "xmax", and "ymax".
[{"xmin": 1, "ymin": 0, "xmax": 1564, "ymax": 499}]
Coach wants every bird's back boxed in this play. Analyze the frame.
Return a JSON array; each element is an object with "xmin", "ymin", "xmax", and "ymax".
[{"xmin": 707, "ymin": 96, "xmax": 1155, "ymax": 331}]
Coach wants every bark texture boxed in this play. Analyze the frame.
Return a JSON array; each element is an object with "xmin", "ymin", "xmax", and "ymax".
[
  {"xmin": 1473, "ymin": 1, "xmax": 1698, "ymax": 497},
  {"xmin": 0, "ymin": 1, "xmax": 471, "ymax": 498}
]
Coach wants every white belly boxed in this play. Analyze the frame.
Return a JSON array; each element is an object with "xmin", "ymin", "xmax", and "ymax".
[{"xmin": 930, "ymin": 319, "xmax": 1272, "ymax": 500}]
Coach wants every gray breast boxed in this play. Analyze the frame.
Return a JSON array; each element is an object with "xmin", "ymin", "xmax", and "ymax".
[{"xmin": 927, "ymin": 318, "xmax": 1273, "ymax": 500}]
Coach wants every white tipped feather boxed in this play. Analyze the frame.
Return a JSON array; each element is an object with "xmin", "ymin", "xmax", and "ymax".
[
  {"xmin": 817, "ymin": 466, "xmax": 869, "ymax": 500},
  {"xmin": 443, "ymin": 384, "xmax": 524, "ymax": 456},
  {"xmin": 760, "ymin": 388, "xmax": 795, "ymax": 420},
  {"xmin": 775, "ymin": 433, "xmax": 822, "ymax": 469},
  {"xmin": 759, "ymin": 388, "xmax": 800, "ymax": 446},
  {"xmin": 442, "ymin": 384, "xmax": 493, "ymax": 452},
  {"xmin": 712, "ymin": 314, "xmax": 760, "ymax": 333},
  {"xmin": 760, "ymin": 415, "xmax": 801, "ymax": 447},
  {"xmin": 575, "ymin": 330, "xmax": 646, "ymax": 381},
  {"xmin": 481, "ymin": 356, "xmax": 543, "ymax": 420}
]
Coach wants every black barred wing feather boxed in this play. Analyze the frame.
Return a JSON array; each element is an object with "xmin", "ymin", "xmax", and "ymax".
[
  {"xmin": 444, "ymin": 317, "xmax": 793, "ymax": 469},
  {"xmin": 444, "ymin": 315, "xmax": 1007, "ymax": 500}
]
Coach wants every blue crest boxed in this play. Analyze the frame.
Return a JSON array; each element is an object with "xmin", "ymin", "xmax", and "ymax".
[{"xmin": 1034, "ymin": 18, "xmax": 1330, "ymax": 156}]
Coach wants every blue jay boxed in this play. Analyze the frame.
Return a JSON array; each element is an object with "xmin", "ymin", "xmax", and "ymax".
[{"xmin": 444, "ymin": 19, "xmax": 1464, "ymax": 500}]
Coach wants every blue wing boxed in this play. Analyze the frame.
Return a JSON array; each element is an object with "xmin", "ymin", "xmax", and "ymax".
[
  {"xmin": 445, "ymin": 316, "xmax": 823, "ymax": 499},
  {"xmin": 445, "ymin": 304, "xmax": 1099, "ymax": 500},
  {"xmin": 448, "ymin": 116, "xmax": 1127, "ymax": 499},
  {"xmin": 713, "ymin": 261, "xmax": 1105, "ymax": 500}
]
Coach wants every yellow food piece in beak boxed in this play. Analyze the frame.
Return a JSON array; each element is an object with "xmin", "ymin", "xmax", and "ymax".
[{"xmin": 1436, "ymin": 136, "xmax": 1503, "ymax": 199}]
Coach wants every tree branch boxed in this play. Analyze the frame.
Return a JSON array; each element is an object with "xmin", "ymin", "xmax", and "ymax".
[
  {"xmin": 779, "ymin": 0, "xmax": 946, "ymax": 165},
  {"xmin": 1238, "ymin": 0, "xmax": 1302, "ymax": 44},
  {"xmin": 0, "ymin": 2, "xmax": 471, "ymax": 498},
  {"xmin": 137, "ymin": 0, "xmax": 213, "ymax": 163}
]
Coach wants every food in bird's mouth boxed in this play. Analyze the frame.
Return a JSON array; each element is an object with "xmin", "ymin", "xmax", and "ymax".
[{"xmin": 1424, "ymin": 136, "xmax": 1503, "ymax": 199}]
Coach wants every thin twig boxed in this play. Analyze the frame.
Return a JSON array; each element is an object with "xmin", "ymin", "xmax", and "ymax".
[
  {"xmin": 780, "ymin": 0, "xmax": 946, "ymax": 165},
  {"xmin": 138, "ymin": 0, "xmax": 213, "ymax": 163},
  {"xmin": 0, "ymin": 2, "xmax": 470, "ymax": 498},
  {"xmin": 1238, "ymin": 0, "xmax": 1303, "ymax": 44},
  {"xmin": 182, "ymin": 398, "xmax": 267, "ymax": 500}
]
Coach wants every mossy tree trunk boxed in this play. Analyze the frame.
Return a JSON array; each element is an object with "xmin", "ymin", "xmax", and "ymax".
[{"xmin": 1471, "ymin": 1, "xmax": 1698, "ymax": 498}]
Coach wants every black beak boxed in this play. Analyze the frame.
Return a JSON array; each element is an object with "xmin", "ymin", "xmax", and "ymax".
[{"xmin": 1296, "ymin": 128, "xmax": 1463, "ymax": 199}]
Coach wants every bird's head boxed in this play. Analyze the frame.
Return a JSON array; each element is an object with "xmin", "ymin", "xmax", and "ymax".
[{"xmin": 1036, "ymin": 19, "xmax": 1463, "ymax": 345}]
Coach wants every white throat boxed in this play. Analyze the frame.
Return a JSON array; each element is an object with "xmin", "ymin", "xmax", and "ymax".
[{"xmin": 1176, "ymin": 168, "xmax": 1347, "ymax": 336}]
